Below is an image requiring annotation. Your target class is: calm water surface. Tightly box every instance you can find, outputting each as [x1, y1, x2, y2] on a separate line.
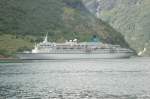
[0, 57, 150, 99]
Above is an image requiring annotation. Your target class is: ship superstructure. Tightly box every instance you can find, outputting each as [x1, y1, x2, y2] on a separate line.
[16, 35, 135, 59]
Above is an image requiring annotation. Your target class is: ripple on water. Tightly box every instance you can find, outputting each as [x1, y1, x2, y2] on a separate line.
[0, 58, 150, 99]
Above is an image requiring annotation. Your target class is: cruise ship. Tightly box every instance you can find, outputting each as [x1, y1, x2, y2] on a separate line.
[16, 35, 135, 60]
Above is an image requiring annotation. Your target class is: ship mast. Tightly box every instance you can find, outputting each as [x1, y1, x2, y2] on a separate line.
[43, 33, 48, 43]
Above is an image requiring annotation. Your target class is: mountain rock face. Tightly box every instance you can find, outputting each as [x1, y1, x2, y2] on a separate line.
[83, 0, 150, 55]
[0, 0, 128, 47]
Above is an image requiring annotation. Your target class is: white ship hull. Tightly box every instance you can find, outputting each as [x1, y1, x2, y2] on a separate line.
[16, 52, 134, 60]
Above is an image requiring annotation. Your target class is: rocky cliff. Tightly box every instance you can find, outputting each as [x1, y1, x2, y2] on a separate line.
[83, 0, 150, 56]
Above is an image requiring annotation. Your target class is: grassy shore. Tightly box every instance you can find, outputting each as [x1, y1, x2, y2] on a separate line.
[0, 34, 33, 58]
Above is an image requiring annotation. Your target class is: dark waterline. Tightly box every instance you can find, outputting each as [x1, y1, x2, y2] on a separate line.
[0, 57, 150, 99]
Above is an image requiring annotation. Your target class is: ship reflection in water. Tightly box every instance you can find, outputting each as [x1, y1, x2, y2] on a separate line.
[0, 57, 150, 99]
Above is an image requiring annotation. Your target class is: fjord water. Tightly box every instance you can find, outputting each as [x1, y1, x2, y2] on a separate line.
[0, 57, 150, 99]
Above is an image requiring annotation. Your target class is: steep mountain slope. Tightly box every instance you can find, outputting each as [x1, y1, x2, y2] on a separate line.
[83, 0, 150, 56]
[0, 0, 129, 55]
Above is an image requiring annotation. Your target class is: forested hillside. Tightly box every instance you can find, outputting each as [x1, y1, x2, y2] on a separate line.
[0, 0, 129, 56]
[83, 0, 150, 56]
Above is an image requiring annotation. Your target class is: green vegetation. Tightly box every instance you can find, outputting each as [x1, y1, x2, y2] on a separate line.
[0, 0, 129, 57]
[0, 34, 33, 51]
[0, 49, 11, 57]
[83, 0, 150, 55]
[0, 34, 33, 57]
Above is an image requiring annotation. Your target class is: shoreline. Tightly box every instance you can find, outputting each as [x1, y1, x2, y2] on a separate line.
[0, 56, 20, 63]
[0, 57, 17, 60]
